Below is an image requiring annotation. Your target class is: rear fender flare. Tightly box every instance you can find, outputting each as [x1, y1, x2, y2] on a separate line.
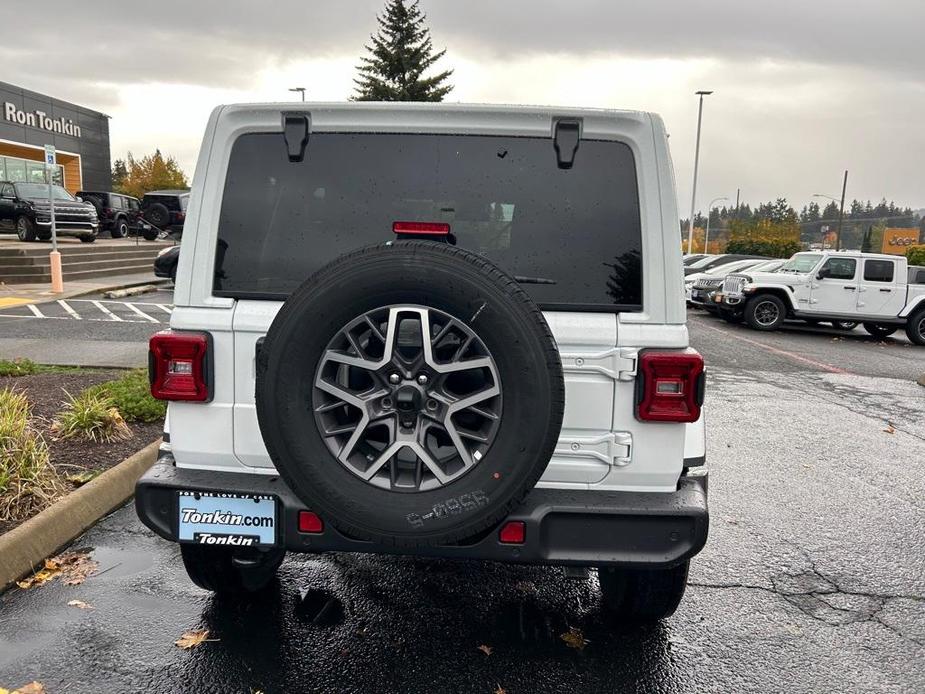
[899, 294, 925, 318]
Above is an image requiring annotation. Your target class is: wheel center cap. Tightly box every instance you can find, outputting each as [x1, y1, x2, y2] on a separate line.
[394, 384, 422, 415]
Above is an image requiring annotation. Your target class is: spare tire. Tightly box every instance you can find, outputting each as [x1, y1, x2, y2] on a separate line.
[144, 202, 170, 229]
[256, 241, 564, 547]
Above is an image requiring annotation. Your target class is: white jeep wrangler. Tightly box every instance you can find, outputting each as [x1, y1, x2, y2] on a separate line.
[136, 103, 708, 623]
[716, 250, 925, 343]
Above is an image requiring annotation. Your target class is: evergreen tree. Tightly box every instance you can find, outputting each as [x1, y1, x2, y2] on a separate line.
[353, 0, 453, 102]
[111, 159, 128, 191]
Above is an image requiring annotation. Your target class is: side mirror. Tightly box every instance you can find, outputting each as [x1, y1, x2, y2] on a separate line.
[816, 268, 830, 280]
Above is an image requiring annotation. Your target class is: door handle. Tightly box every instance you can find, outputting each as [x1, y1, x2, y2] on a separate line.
[843, 286, 856, 290]
[879, 288, 892, 292]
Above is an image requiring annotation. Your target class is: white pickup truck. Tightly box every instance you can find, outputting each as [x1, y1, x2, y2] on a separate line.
[715, 251, 925, 344]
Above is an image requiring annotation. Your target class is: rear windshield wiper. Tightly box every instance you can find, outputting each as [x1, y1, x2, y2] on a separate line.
[513, 275, 557, 285]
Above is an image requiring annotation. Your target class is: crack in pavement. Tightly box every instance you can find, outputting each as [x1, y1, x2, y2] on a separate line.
[689, 570, 924, 646]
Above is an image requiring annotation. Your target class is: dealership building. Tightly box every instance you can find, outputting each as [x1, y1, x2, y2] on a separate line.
[0, 81, 111, 195]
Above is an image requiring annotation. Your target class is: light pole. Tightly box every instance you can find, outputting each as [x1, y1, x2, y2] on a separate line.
[813, 171, 848, 251]
[288, 87, 306, 102]
[704, 196, 728, 253]
[686, 90, 713, 254]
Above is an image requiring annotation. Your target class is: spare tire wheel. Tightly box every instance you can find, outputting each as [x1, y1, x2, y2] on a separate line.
[256, 241, 565, 547]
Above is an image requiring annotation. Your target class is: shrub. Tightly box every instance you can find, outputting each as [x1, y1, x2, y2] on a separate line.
[0, 358, 41, 377]
[725, 239, 802, 259]
[906, 245, 925, 267]
[53, 390, 133, 443]
[0, 388, 62, 522]
[89, 369, 166, 423]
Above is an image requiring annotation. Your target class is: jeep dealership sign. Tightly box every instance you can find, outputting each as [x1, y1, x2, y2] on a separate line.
[881, 228, 920, 255]
[4, 102, 82, 138]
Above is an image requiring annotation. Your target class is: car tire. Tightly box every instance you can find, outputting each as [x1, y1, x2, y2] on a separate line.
[255, 241, 565, 548]
[598, 561, 689, 623]
[16, 216, 37, 242]
[79, 235, 96, 243]
[180, 544, 285, 595]
[830, 320, 858, 331]
[744, 294, 786, 331]
[142, 228, 159, 241]
[112, 218, 129, 238]
[145, 202, 170, 229]
[863, 322, 898, 339]
[905, 309, 925, 346]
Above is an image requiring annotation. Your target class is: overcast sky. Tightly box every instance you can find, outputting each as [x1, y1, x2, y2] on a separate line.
[5, 1, 923, 212]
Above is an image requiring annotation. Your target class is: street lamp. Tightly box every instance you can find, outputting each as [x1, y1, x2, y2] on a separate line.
[704, 196, 728, 253]
[813, 169, 848, 251]
[686, 90, 714, 254]
[288, 87, 306, 102]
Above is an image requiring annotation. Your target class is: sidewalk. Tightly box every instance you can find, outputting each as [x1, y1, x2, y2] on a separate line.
[0, 271, 169, 308]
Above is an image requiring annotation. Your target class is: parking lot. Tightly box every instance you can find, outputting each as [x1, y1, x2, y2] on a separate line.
[1, 297, 922, 693]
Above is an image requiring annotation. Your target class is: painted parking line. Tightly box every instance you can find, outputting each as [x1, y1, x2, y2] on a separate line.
[91, 300, 124, 322]
[0, 298, 174, 324]
[125, 303, 160, 323]
[57, 299, 82, 319]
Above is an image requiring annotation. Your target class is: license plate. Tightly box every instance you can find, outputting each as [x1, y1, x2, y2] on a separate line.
[177, 491, 277, 547]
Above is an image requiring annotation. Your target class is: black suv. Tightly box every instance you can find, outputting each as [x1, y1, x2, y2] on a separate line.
[77, 191, 143, 238]
[140, 190, 189, 238]
[0, 181, 99, 242]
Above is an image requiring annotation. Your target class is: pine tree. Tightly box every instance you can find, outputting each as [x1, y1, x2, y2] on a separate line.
[353, 0, 453, 102]
[111, 159, 128, 191]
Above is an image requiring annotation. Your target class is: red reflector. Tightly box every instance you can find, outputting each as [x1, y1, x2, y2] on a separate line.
[298, 511, 324, 533]
[392, 221, 450, 235]
[498, 520, 526, 544]
[636, 349, 704, 423]
[148, 330, 210, 402]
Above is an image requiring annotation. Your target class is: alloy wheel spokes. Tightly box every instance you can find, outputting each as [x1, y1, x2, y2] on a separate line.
[312, 305, 502, 492]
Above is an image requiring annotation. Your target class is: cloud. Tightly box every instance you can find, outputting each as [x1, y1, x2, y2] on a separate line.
[5, 1, 922, 208]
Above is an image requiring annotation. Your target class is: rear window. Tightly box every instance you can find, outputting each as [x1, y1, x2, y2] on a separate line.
[214, 132, 643, 310]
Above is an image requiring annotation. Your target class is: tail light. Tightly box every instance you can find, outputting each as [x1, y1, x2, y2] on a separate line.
[177, 211, 186, 222]
[148, 330, 211, 401]
[635, 349, 705, 422]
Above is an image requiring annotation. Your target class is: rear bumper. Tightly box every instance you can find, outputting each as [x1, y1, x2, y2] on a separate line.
[136, 451, 709, 568]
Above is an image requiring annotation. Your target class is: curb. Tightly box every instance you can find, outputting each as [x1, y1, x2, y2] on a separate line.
[0, 439, 161, 592]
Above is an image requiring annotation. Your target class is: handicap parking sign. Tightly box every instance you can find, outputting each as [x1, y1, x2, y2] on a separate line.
[44, 144, 56, 167]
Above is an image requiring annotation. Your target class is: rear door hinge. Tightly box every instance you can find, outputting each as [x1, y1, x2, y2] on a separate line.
[559, 347, 637, 381]
[554, 432, 633, 467]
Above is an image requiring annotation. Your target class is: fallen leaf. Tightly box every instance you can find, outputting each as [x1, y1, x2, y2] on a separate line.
[6, 683, 46, 694]
[883, 424, 895, 434]
[560, 626, 589, 650]
[175, 629, 219, 650]
[67, 600, 93, 610]
[477, 644, 493, 656]
[66, 470, 99, 487]
[493, 686, 506, 694]
[18, 550, 98, 589]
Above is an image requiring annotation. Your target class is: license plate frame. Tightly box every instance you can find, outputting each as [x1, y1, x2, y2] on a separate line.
[176, 491, 278, 548]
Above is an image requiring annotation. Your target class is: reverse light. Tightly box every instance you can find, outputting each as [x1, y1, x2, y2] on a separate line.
[636, 349, 705, 423]
[498, 520, 526, 544]
[298, 511, 324, 534]
[148, 330, 211, 401]
[392, 221, 451, 235]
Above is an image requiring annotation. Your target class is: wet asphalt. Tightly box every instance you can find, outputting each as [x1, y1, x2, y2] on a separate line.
[1, 309, 923, 693]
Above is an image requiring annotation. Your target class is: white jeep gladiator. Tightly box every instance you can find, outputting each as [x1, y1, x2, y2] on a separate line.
[136, 103, 708, 623]
[716, 250, 925, 343]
